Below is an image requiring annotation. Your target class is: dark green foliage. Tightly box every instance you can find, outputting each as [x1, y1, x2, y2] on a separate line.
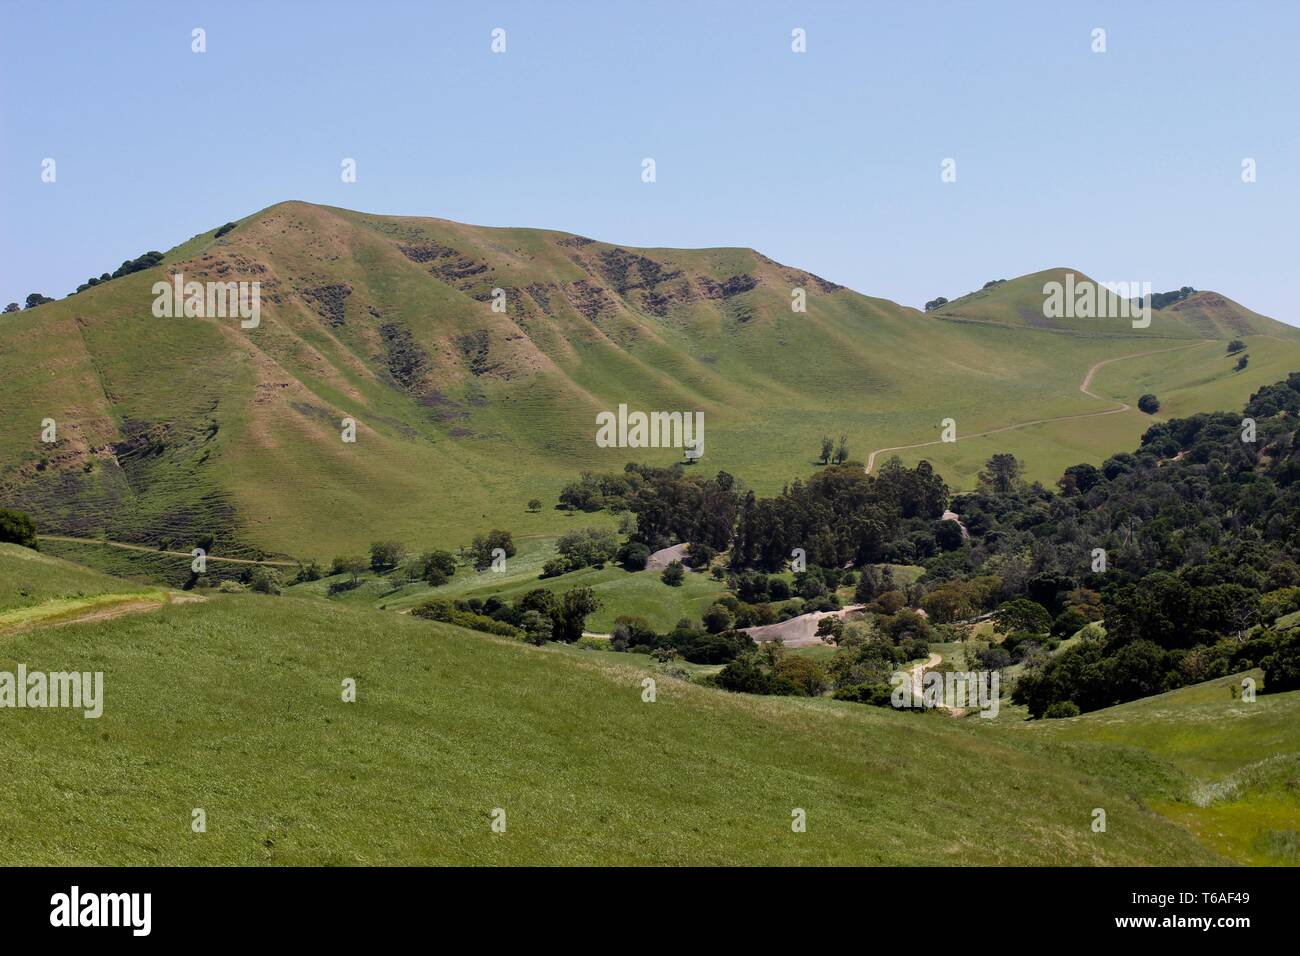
[1137, 393, 1160, 414]
[214, 221, 238, 238]
[469, 530, 515, 570]
[369, 540, 405, 572]
[0, 508, 38, 548]
[924, 296, 948, 311]
[661, 560, 685, 586]
[412, 599, 522, 637]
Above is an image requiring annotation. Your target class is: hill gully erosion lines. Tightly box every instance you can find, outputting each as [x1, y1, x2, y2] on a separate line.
[863, 340, 1214, 473]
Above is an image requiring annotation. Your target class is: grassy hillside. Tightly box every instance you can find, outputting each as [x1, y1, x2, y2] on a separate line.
[0, 541, 166, 630]
[0, 592, 1223, 866]
[4, 203, 1298, 561]
[996, 672, 1300, 866]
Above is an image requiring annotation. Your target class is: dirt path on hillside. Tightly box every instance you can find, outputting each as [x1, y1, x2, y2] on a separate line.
[0, 592, 204, 637]
[744, 604, 866, 648]
[864, 340, 1213, 473]
[37, 535, 299, 567]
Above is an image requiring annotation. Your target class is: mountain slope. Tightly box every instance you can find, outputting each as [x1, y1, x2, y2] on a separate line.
[3, 202, 1299, 559]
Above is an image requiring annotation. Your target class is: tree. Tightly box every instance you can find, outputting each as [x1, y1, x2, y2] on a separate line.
[661, 560, 685, 586]
[994, 598, 1051, 636]
[369, 540, 405, 572]
[1236, 354, 1249, 371]
[1226, 339, 1246, 355]
[934, 518, 964, 551]
[819, 435, 834, 465]
[924, 296, 949, 311]
[555, 587, 601, 642]
[336, 555, 367, 585]
[702, 603, 736, 634]
[1137, 393, 1160, 414]
[518, 610, 553, 646]
[834, 433, 849, 464]
[418, 549, 456, 585]
[1058, 462, 1103, 496]
[3, 303, 19, 313]
[0, 508, 38, 548]
[469, 529, 515, 570]
[527, 498, 542, 512]
[25, 293, 54, 309]
[978, 454, 1024, 495]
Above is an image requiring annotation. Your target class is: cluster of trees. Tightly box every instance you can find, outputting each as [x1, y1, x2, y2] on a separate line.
[818, 434, 849, 465]
[924, 296, 949, 311]
[731, 460, 947, 569]
[413, 587, 601, 646]
[6, 293, 54, 311]
[1141, 286, 1196, 310]
[542, 527, 618, 577]
[72, 250, 166, 294]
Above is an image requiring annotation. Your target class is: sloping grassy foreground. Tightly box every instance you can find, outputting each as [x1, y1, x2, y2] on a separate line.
[998, 672, 1300, 865]
[0, 595, 1219, 865]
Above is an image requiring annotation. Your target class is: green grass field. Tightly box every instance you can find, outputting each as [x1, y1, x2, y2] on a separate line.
[0, 591, 1227, 865]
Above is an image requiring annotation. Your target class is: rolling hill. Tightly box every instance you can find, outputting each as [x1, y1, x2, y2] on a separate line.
[3, 201, 1298, 564]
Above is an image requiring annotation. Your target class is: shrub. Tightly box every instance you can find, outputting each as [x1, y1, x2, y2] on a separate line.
[217, 580, 247, 593]
[832, 683, 894, 706]
[619, 541, 652, 570]
[661, 560, 685, 586]
[1044, 701, 1080, 719]
[248, 568, 281, 595]
[214, 221, 238, 238]
[702, 603, 735, 634]
[0, 508, 38, 548]
[412, 599, 522, 637]
[1137, 393, 1160, 414]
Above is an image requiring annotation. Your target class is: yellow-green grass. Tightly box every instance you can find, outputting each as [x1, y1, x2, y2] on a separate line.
[998, 671, 1300, 865]
[0, 593, 1222, 865]
[0, 542, 160, 615]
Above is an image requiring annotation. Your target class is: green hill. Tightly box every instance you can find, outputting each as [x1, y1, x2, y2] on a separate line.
[3, 202, 1298, 564]
[0, 587, 1225, 865]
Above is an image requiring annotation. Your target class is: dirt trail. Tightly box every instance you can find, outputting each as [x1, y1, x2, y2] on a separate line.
[0, 592, 205, 637]
[37, 535, 299, 567]
[864, 340, 1212, 473]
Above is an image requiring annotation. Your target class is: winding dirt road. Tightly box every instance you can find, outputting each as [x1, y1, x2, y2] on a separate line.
[864, 340, 1212, 473]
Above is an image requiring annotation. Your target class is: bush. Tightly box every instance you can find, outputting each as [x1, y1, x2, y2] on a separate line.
[214, 221, 238, 238]
[248, 568, 281, 595]
[1044, 701, 1080, 719]
[619, 542, 652, 570]
[702, 603, 735, 634]
[0, 508, 38, 548]
[832, 683, 894, 706]
[540, 556, 574, 579]
[1137, 393, 1160, 415]
[217, 580, 247, 593]
[661, 560, 685, 586]
[412, 599, 522, 637]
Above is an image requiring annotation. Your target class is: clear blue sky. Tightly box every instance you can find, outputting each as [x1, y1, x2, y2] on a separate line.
[3, 1, 1297, 322]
